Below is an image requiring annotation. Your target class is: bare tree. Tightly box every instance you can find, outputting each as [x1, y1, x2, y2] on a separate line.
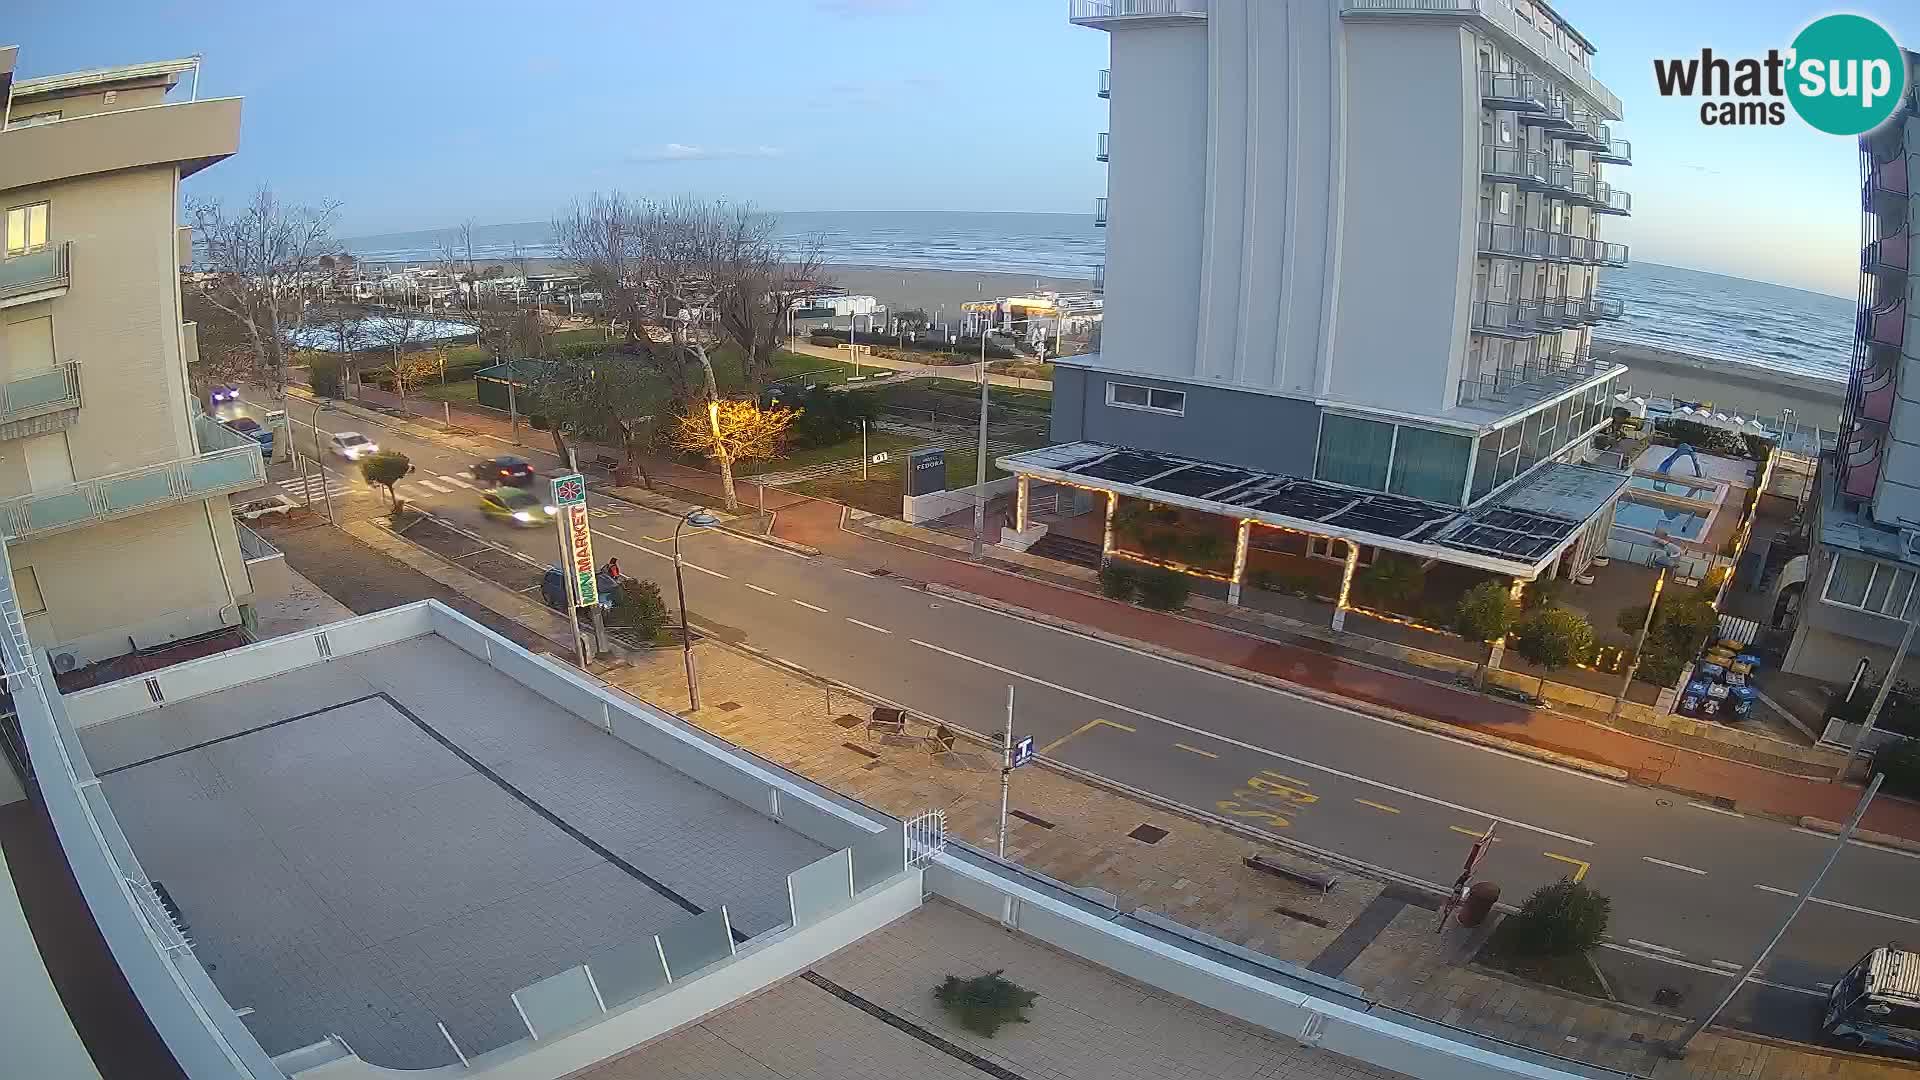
[709, 208, 833, 394]
[188, 187, 342, 395]
[367, 310, 428, 394]
[527, 352, 665, 487]
[671, 399, 799, 509]
[439, 220, 546, 364]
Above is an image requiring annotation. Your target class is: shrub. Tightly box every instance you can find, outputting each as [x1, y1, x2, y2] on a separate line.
[1873, 740, 1920, 799]
[1455, 580, 1519, 687]
[608, 578, 670, 640]
[309, 355, 342, 398]
[1521, 578, 1562, 611]
[1504, 879, 1611, 958]
[359, 451, 412, 512]
[1098, 562, 1137, 601]
[1353, 554, 1425, 611]
[1134, 567, 1192, 612]
[1247, 569, 1276, 592]
[1509, 606, 1596, 693]
[788, 385, 875, 449]
[934, 970, 1038, 1037]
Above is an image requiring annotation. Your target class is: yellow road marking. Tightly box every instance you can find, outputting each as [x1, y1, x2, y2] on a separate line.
[1261, 770, 1311, 786]
[1354, 798, 1401, 814]
[1246, 775, 1319, 803]
[1544, 853, 1590, 883]
[1450, 825, 1501, 840]
[1038, 718, 1135, 755]
[1173, 742, 1218, 758]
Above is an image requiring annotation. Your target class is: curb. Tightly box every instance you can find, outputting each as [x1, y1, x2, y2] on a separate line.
[924, 582, 1632, 783]
[719, 527, 820, 557]
[1798, 815, 1920, 855]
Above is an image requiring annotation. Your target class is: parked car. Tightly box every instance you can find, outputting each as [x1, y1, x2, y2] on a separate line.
[478, 487, 555, 527]
[472, 455, 536, 487]
[222, 416, 273, 458]
[540, 566, 617, 614]
[328, 431, 378, 461]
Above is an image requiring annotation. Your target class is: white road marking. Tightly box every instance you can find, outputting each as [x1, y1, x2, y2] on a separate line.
[1754, 883, 1919, 924]
[1597, 943, 1822, 995]
[682, 562, 727, 579]
[439, 474, 474, 488]
[792, 599, 829, 613]
[600, 523, 628, 534]
[1642, 857, 1708, 875]
[1688, 801, 1745, 818]
[842, 567, 875, 578]
[926, 589, 1625, 789]
[907, 637, 1593, 847]
[418, 480, 452, 493]
[745, 583, 779, 597]
[1627, 939, 1685, 956]
[1792, 826, 1920, 861]
[1710, 959, 1744, 971]
[846, 618, 892, 635]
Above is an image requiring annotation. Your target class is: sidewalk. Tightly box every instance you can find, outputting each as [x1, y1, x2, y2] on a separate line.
[784, 339, 1053, 391]
[266, 512, 1908, 1079]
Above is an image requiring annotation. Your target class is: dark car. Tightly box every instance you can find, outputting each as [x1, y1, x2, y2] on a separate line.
[223, 416, 273, 458]
[472, 455, 535, 487]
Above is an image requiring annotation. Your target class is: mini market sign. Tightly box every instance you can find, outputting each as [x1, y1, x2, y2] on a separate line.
[550, 473, 597, 606]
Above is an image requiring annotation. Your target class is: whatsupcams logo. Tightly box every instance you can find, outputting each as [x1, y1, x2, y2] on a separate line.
[1652, 14, 1907, 134]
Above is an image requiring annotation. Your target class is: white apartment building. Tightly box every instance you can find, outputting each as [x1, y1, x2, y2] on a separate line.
[1005, 0, 1636, 607]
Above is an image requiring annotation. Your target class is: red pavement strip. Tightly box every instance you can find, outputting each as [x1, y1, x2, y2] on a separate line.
[380, 394, 1920, 845]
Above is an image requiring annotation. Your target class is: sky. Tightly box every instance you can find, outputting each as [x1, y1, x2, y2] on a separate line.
[9, 0, 1918, 298]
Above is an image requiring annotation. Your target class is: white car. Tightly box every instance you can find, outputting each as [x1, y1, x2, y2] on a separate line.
[329, 431, 378, 460]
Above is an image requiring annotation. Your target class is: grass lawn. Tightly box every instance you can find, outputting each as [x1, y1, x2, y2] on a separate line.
[417, 380, 479, 404]
[737, 430, 918, 476]
[924, 378, 1053, 414]
[788, 446, 1013, 517]
[1472, 920, 1608, 999]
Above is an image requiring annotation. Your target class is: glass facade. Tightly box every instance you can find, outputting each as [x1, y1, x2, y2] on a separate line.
[1316, 413, 1395, 492]
[1388, 426, 1473, 503]
[1464, 373, 1621, 506]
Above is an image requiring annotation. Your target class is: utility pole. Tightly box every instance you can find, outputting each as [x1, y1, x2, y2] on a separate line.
[507, 374, 521, 444]
[970, 322, 991, 560]
[861, 419, 869, 482]
[1611, 568, 1666, 722]
[1667, 773, 1883, 1058]
[998, 684, 1015, 858]
[1839, 609, 1919, 780]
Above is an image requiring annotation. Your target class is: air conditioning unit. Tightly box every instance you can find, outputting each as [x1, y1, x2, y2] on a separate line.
[47, 647, 87, 674]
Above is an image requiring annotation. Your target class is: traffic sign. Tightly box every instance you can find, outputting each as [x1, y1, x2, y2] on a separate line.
[870, 452, 890, 465]
[1010, 735, 1035, 769]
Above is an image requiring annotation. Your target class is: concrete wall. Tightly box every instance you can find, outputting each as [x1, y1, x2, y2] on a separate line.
[0, 97, 241, 193]
[1052, 362, 1322, 475]
[903, 475, 1016, 524]
[0, 842, 103, 1079]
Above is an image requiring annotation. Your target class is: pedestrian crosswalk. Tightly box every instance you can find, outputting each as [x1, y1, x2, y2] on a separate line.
[278, 473, 340, 502]
[275, 468, 629, 517]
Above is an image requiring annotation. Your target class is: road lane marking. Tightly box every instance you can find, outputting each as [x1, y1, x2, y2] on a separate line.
[1174, 743, 1218, 758]
[1710, 959, 1743, 971]
[600, 523, 628, 534]
[1792, 826, 1920, 861]
[793, 599, 829, 613]
[1449, 825, 1501, 840]
[923, 589, 1630, 791]
[682, 562, 728, 579]
[841, 567, 875, 578]
[1038, 718, 1135, 755]
[745, 583, 779, 597]
[846, 618, 892, 634]
[1354, 799, 1400, 814]
[418, 479, 452, 493]
[1642, 857, 1708, 875]
[1754, 883, 1919, 924]
[906, 636, 1594, 847]
[1688, 801, 1745, 818]
[1627, 939, 1684, 956]
[1544, 853, 1590, 882]
[439, 474, 474, 487]
[1596, 944, 1826, 995]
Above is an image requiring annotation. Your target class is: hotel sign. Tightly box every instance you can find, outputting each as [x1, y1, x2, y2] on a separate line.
[551, 473, 597, 606]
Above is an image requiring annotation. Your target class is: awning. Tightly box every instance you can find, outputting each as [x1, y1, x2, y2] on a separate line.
[998, 442, 1630, 579]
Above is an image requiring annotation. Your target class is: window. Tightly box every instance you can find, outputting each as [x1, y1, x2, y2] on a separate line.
[1105, 381, 1185, 415]
[4, 110, 60, 130]
[11, 567, 44, 618]
[1499, 119, 1513, 145]
[1824, 554, 1916, 619]
[1316, 413, 1395, 492]
[1388, 425, 1473, 504]
[6, 202, 49, 255]
[1309, 537, 1375, 566]
[1497, 190, 1512, 216]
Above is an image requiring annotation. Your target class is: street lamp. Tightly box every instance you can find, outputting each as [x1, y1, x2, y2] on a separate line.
[674, 510, 722, 711]
[308, 400, 336, 525]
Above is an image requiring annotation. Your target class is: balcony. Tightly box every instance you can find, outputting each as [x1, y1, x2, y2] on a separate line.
[1479, 70, 1545, 111]
[1472, 299, 1546, 339]
[0, 362, 82, 433]
[1863, 234, 1909, 277]
[1561, 111, 1609, 151]
[1520, 94, 1578, 132]
[1588, 297, 1626, 321]
[1457, 351, 1613, 409]
[1070, 0, 1208, 28]
[1098, 69, 1109, 98]
[0, 241, 70, 308]
[0, 442, 265, 544]
[1093, 265, 1104, 293]
[1097, 132, 1109, 162]
[1481, 146, 1551, 190]
[1593, 135, 1631, 166]
[1595, 185, 1632, 215]
[1477, 222, 1550, 260]
[1340, 0, 1622, 119]
[1595, 241, 1630, 267]
[1094, 197, 1108, 227]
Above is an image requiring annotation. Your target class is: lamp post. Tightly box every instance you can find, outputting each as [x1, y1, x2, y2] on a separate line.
[1610, 567, 1666, 722]
[971, 315, 992, 560]
[674, 510, 721, 711]
[308, 400, 336, 525]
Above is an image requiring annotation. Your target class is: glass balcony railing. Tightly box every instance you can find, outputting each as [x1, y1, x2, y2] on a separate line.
[0, 361, 81, 425]
[0, 442, 265, 543]
[1593, 134, 1631, 165]
[1561, 111, 1609, 150]
[1092, 265, 1105, 293]
[1589, 297, 1626, 320]
[1097, 132, 1109, 162]
[0, 242, 70, 304]
[1595, 241, 1630, 266]
[1479, 71, 1546, 111]
[1472, 300, 1546, 338]
[1098, 68, 1109, 98]
[1094, 197, 1108, 227]
[1596, 186, 1632, 215]
[1478, 221, 1626, 268]
[1481, 145, 1550, 188]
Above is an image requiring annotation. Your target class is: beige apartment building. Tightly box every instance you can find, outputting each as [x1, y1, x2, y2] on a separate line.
[0, 46, 274, 678]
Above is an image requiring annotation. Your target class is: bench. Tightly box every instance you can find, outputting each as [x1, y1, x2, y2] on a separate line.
[591, 453, 621, 474]
[1244, 854, 1338, 894]
[866, 706, 910, 740]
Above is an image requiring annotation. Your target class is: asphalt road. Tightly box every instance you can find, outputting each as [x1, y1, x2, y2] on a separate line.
[244, 392, 1920, 1040]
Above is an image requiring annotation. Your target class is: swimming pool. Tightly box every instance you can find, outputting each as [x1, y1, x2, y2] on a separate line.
[1627, 476, 1718, 501]
[1612, 500, 1708, 540]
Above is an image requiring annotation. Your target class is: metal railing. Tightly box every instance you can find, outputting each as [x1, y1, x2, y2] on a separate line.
[1092, 264, 1105, 292]
[235, 521, 282, 562]
[1340, 0, 1620, 117]
[1093, 196, 1108, 227]
[0, 241, 70, 303]
[1597, 186, 1632, 214]
[0, 442, 265, 542]
[1457, 351, 1608, 406]
[1481, 145, 1548, 186]
[1097, 131, 1109, 161]
[1589, 297, 1625, 320]
[1562, 110, 1608, 149]
[1098, 68, 1109, 97]
[1472, 299, 1545, 337]
[1595, 241, 1629, 266]
[1478, 70, 1545, 110]
[1070, 0, 1208, 20]
[1594, 136, 1631, 164]
[0, 361, 81, 425]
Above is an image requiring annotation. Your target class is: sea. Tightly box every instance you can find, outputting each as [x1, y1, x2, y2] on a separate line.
[344, 211, 1854, 385]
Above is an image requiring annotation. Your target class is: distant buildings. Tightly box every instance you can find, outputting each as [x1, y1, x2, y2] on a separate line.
[1785, 51, 1920, 682]
[0, 46, 273, 678]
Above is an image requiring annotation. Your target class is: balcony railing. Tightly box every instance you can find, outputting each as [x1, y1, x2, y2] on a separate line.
[1092, 265, 1105, 292]
[1098, 69, 1109, 98]
[1593, 135, 1631, 166]
[1561, 111, 1609, 150]
[1478, 71, 1545, 111]
[1097, 132, 1109, 162]
[0, 443, 265, 543]
[1520, 93, 1578, 131]
[1864, 234, 1909, 276]
[1094, 197, 1108, 227]
[0, 361, 81, 427]
[1472, 300, 1546, 338]
[1595, 241, 1629, 266]
[1478, 222, 1548, 260]
[1589, 297, 1625, 320]
[1481, 146, 1550, 188]
[1596, 186, 1632, 215]
[0, 241, 70, 305]
[1070, 0, 1208, 25]
[1457, 351, 1610, 408]
[1340, 0, 1621, 118]
[236, 521, 282, 563]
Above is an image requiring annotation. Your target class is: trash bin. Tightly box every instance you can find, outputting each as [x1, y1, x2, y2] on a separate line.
[1458, 880, 1501, 927]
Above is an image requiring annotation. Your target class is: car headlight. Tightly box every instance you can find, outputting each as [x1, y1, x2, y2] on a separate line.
[544, 505, 558, 515]
[512, 510, 535, 522]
